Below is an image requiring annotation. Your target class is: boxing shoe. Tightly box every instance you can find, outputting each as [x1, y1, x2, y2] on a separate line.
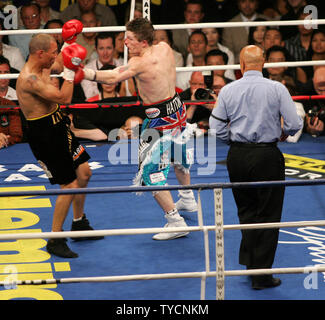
[70, 214, 104, 241]
[152, 211, 189, 241]
[251, 275, 282, 290]
[46, 238, 78, 258]
[175, 190, 198, 212]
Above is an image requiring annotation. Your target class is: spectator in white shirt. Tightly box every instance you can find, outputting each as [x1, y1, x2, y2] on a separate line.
[0, 56, 17, 102]
[0, 20, 25, 71]
[9, 2, 43, 60]
[176, 30, 208, 91]
[187, 27, 236, 80]
[81, 32, 121, 100]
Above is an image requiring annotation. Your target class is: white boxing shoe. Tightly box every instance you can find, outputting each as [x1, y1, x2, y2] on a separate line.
[175, 194, 198, 212]
[153, 214, 189, 241]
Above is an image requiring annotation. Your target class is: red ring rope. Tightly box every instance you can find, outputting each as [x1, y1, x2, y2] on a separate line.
[0, 95, 324, 111]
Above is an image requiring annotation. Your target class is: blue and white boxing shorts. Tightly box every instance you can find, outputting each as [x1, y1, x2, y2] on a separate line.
[133, 93, 194, 187]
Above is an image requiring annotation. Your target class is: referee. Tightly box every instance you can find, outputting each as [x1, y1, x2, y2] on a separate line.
[209, 45, 303, 290]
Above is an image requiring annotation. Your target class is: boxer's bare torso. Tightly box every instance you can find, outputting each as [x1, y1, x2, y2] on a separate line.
[17, 66, 58, 119]
[95, 35, 176, 105]
[16, 39, 70, 120]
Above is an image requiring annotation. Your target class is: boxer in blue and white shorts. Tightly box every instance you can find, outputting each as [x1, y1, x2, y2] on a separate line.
[73, 18, 198, 240]
[134, 93, 193, 188]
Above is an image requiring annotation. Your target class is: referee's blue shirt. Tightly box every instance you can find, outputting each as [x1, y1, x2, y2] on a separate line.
[209, 70, 303, 144]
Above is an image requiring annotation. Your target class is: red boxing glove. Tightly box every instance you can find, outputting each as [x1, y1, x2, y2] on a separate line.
[73, 67, 96, 84]
[74, 67, 85, 84]
[62, 19, 83, 44]
[62, 43, 87, 70]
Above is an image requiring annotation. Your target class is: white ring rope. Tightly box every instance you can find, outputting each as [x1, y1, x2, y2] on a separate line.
[1, 60, 324, 80]
[1, 19, 325, 36]
[1, 219, 325, 241]
[2, 266, 325, 287]
[0, 18, 323, 80]
[2, 220, 325, 288]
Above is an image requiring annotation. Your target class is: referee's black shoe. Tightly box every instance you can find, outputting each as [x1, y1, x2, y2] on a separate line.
[70, 214, 104, 241]
[251, 275, 281, 290]
[46, 238, 78, 258]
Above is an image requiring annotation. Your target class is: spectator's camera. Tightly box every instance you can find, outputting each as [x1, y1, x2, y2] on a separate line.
[194, 71, 214, 100]
[308, 104, 325, 125]
[203, 70, 213, 89]
[308, 106, 318, 125]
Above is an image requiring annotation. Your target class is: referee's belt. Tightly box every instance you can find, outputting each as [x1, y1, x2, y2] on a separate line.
[230, 141, 277, 147]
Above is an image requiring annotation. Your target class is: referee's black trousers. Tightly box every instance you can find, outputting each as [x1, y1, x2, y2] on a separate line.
[226, 143, 285, 270]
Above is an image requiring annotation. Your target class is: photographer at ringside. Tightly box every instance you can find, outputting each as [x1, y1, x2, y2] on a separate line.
[305, 67, 325, 137]
[180, 70, 226, 133]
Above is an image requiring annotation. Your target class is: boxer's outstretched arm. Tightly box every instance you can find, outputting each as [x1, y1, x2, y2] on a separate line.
[95, 65, 136, 84]
[84, 57, 140, 84]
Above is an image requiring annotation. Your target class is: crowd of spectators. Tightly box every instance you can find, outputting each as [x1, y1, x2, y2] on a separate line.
[0, 0, 325, 145]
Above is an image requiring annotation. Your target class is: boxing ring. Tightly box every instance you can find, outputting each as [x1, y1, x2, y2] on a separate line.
[2, 178, 325, 301]
[1, 1, 325, 302]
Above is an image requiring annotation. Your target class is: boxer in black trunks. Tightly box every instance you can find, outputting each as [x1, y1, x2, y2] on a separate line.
[16, 29, 103, 258]
[26, 106, 90, 185]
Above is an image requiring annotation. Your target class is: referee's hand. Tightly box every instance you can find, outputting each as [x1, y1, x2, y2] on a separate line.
[279, 130, 288, 142]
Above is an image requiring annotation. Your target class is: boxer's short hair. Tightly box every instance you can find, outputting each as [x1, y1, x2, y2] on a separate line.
[126, 18, 154, 46]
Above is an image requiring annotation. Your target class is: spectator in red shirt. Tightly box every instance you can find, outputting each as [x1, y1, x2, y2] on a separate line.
[0, 97, 23, 148]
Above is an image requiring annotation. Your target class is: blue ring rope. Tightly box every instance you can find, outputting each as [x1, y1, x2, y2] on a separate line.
[1, 178, 325, 197]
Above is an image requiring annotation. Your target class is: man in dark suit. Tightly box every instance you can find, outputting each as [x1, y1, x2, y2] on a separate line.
[222, 0, 268, 63]
[209, 45, 303, 289]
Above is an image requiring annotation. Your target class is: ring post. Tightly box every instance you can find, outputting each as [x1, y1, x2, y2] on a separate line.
[197, 189, 209, 300]
[143, 0, 150, 20]
[214, 188, 225, 300]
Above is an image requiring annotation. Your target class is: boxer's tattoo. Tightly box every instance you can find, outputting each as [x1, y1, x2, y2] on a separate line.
[27, 75, 39, 87]
[28, 75, 38, 82]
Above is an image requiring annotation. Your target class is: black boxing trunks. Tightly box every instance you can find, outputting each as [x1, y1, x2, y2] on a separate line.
[143, 93, 187, 131]
[26, 105, 90, 185]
